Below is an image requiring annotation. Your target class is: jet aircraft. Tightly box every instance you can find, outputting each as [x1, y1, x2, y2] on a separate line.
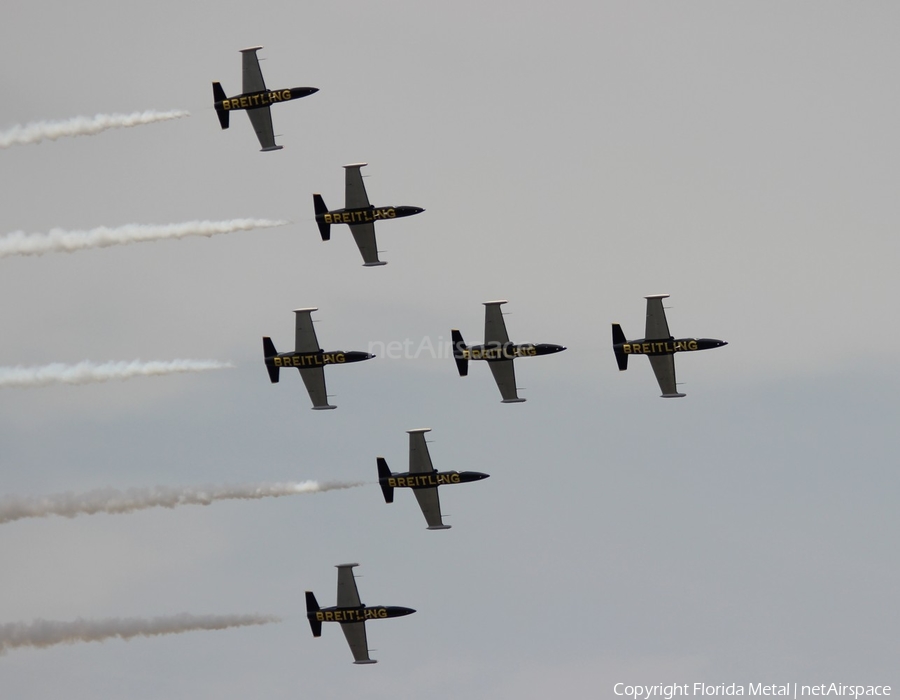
[612, 294, 727, 397]
[212, 46, 318, 152]
[306, 563, 415, 664]
[313, 163, 424, 266]
[263, 307, 374, 410]
[452, 300, 566, 403]
[377, 428, 489, 530]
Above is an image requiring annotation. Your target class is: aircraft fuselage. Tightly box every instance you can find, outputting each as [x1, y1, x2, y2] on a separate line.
[382, 470, 489, 490]
[461, 342, 566, 362]
[317, 205, 424, 227]
[309, 605, 415, 625]
[214, 86, 318, 112]
[615, 337, 726, 356]
[268, 350, 374, 369]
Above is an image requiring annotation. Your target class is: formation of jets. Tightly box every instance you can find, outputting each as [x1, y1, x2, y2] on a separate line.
[208, 46, 728, 664]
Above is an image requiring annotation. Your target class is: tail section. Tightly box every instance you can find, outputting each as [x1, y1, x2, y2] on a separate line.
[377, 458, 394, 503]
[451, 330, 469, 377]
[611, 324, 628, 371]
[313, 194, 331, 241]
[212, 82, 230, 129]
[305, 591, 322, 637]
[263, 337, 280, 383]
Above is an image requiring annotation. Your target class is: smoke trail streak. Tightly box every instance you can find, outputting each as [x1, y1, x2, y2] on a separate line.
[0, 614, 281, 653]
[0, 481, 365, 524]
[0, 110, 190, 148]
[0, 359, 233, 389]
[0, 219, 289, 259]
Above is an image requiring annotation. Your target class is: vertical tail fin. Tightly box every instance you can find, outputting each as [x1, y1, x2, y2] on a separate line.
[377, 458, 394, 503]
[212, 82, 230, 129]
[451, 329, 469, 377]
[313, 194, 331, 241]
[611, 324, 628, 371]
[263, 337, 280, 383]
[305, 591, 322, 637]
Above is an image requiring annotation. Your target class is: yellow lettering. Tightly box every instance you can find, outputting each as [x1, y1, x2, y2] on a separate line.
[688, 340, 698, 351]
[239, 97, 249, 108]
[315, 612, 324, 621]
[283, 89, 292, 100]
[336, 353, 345, 363]
[378, 609, 387, 618]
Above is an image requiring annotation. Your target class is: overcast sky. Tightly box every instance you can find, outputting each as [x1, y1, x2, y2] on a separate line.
[1, 2, 898, 698]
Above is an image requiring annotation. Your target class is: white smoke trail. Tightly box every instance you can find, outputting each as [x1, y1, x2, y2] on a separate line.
[0, 613, 281, 654]
[0, 481, 365, 524]
[0, 219, 289, 259]
[0, 110, 190, 148]
[0, 359, 233, 389]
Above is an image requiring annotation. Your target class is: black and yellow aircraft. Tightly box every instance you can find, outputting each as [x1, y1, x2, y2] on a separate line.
[306, 564, 415, 664]
[263, 308, 374, 410]
[612, 294, 727, 397]
[212, 46, 318, 152]
[452, 300, 566, 403]
[313, 163, 424, 266]
[377, 428, 489, 530]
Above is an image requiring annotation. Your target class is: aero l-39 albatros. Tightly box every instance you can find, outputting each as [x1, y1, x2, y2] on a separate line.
[306, 564, 415, 664]
[452, 301, 566, 403]
[212, 46, 318, 151]
[612, 294, 727, 397]
[313, 163, 424, 266]
[263, 308, 374, 410]
[377, 428, 489, 530]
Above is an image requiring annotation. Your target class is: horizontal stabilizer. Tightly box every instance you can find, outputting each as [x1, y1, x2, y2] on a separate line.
[661, 392, 686, 398]
[260, 145, 283, 152]
[427, 525, 452, 530]
[363, 261, 388, 267]
[354, 660, 378, 665]
[312, 405, 338, 411]
[501, 398, 527, 404]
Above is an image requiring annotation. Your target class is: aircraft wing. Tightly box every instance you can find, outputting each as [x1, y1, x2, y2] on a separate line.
[336, 564, 362, 607]
[413, 487, 448, 530]
[408, 429, 434, 474]
[299, 367, 335, 409]
[483, 301, 510, 345]
[246, 107, 281, 151]
[294, 309, 321, 353]
[241, 47, 267, 93]
[349, 223, 382, 266]
[644, 294, 672, 340]
[340, 621, 374, 664]
[488, 359, 525, 403]
[648, 354, 685, 398]
[344, 164, 371, 209]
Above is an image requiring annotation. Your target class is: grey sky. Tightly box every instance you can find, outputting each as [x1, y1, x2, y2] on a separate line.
[1, 1, 898, 697]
